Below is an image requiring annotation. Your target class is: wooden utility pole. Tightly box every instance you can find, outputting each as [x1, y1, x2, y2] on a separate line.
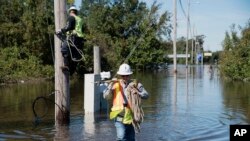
[94, 46, 101, 74]
[191, 24, 194, 64]
[185, 0, 190, 68]
[173, 0, 177, 73]
[54, 0, 70, 125]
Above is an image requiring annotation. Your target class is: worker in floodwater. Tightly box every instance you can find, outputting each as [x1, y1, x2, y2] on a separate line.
[103, 63, 149, 141]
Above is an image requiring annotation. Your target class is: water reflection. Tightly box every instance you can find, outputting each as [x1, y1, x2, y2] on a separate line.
[186, 67, 189, 95]
[1, 65, 250, 141]
[54, 126, 70, 141]
[0, 82, 54, 125]
[221, 81, 250, 124]
[208, 65, 214, 80]
[174, 72, 177, 108]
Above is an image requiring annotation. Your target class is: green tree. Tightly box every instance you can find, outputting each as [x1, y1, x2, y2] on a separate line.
[220, 20, 250, 81]
[223, 31, 232, 51]
[0, 0, 54, 64]
[79, 0, 171, 70]
[0, 0, 54, 82]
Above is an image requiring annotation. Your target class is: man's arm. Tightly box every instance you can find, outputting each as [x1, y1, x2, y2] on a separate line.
[61, 16, 76, 33]
[103, 82, 113, 99]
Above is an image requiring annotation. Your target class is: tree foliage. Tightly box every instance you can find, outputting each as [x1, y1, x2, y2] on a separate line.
[220, 19, 250, 81]
[0, 0, 54, 82]
[0, 0, 54, 62]
[0, 0, 172, 81]
[0, 46, 53, 83]
[79, 0, 171, 70]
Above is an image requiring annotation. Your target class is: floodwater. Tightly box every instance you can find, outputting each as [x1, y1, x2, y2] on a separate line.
[1, 65, 250, 141]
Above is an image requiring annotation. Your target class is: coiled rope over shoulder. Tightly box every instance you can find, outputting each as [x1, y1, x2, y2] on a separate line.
[127, 80, 144, 133]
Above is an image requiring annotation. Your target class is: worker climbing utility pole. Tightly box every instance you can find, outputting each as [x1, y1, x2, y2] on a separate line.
[54, 0, 70, 125]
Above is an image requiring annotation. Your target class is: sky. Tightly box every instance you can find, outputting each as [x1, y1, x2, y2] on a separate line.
[75, 0, 250, 52]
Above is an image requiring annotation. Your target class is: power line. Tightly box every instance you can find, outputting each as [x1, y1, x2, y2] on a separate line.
[179, 0, 187, 18]
[179, 0, 191, 27]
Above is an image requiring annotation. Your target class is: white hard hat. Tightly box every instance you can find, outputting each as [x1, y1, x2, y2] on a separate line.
[117, 64, 133, 75]
[68, 5, 77, 12]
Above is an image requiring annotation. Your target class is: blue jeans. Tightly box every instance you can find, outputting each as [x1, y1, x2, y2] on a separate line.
[114, 119, 135, 141]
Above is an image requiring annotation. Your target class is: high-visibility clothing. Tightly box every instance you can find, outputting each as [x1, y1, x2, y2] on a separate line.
[72, 15, 84, 37]
[110, 80, 133, 124]
[67, 15, 84, 37]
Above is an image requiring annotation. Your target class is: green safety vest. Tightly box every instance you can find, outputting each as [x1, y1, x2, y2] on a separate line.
[109, 80, 133, 124]
[71, 15, 84, 38]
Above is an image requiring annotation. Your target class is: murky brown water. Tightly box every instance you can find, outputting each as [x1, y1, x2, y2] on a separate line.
[1, 65, 250, 141]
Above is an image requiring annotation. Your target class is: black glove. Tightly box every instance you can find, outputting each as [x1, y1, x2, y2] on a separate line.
[55, 30, 66, 41]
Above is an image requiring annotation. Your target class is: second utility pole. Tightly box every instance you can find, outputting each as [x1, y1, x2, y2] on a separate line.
[173, 0, 177, 73]
[186, 0, 190, 68]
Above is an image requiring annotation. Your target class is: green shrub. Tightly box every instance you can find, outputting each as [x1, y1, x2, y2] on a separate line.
[0, 46, 53, 83]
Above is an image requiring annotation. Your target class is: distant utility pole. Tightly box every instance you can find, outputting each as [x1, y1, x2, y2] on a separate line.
[194, 27, 198, 64]
[191, 24, 194, 64]
[173, 0, 177, 73]
[186, 0, 190, 68]
[54, 0, 70, 125]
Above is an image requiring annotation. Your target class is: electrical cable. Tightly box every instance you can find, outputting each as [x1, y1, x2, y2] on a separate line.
[179, 0, 192, 33]
[32, 91, 64, 126]
[179, 0, 187, 18]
